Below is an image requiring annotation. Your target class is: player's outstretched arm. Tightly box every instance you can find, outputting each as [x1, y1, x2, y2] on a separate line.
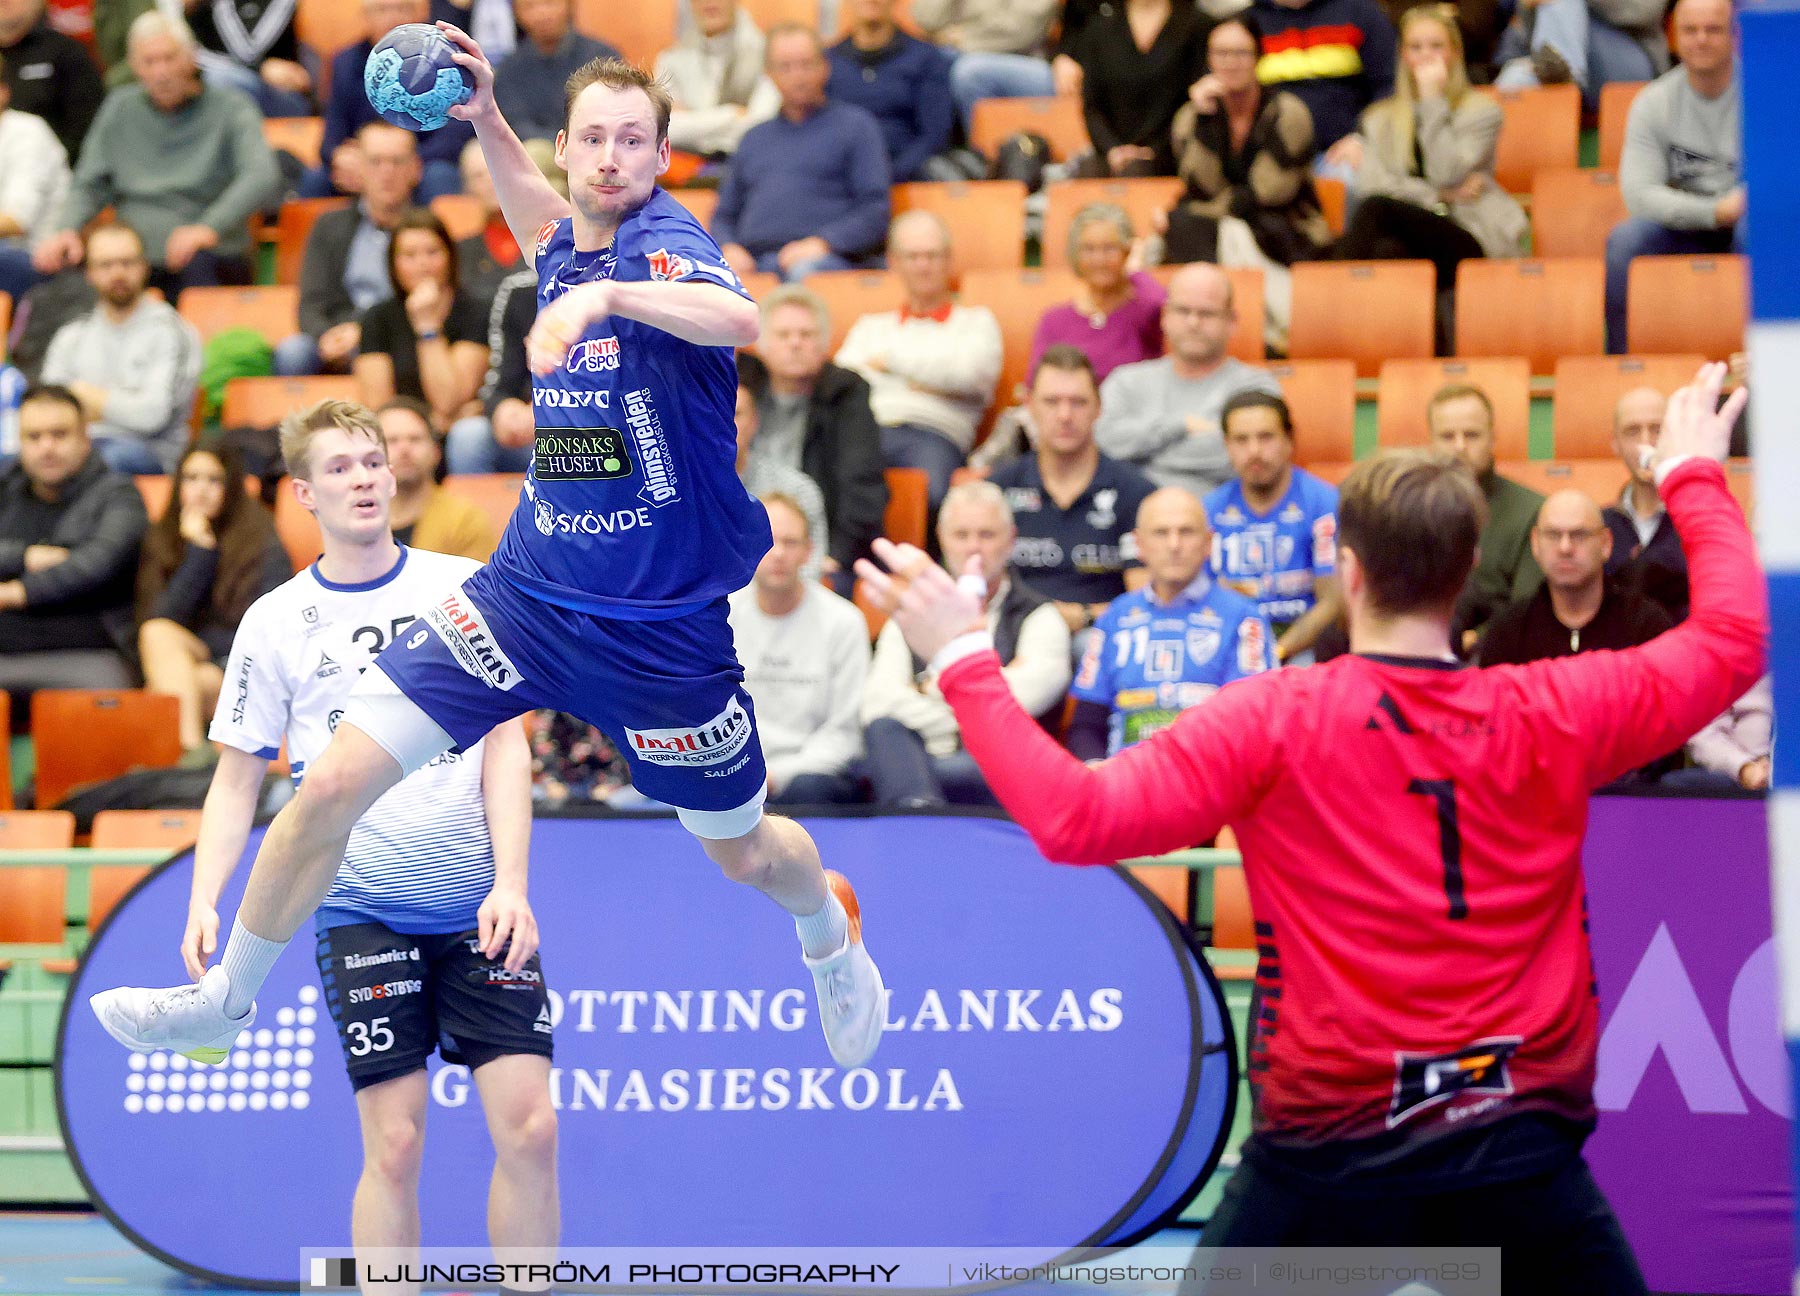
[524, 278, 758, 374]
[477, 717, 538, 973]
[439, 22, 571, 265]
[184, 746, 273, 980]
[857, 542, 1276, 863]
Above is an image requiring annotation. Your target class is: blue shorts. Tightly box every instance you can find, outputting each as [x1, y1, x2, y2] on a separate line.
[365, 563, 767, 835]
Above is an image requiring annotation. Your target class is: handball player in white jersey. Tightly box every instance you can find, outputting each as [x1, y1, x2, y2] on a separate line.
[92, 37, 884, 1073]
[167, 400, 558, 1287]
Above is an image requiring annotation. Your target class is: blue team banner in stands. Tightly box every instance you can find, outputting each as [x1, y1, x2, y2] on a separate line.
[56, 815, 1235, 1289]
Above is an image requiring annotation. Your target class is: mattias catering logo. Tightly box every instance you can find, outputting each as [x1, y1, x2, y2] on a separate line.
[626, 698, 752, 767]
[426, 591, 523, 691]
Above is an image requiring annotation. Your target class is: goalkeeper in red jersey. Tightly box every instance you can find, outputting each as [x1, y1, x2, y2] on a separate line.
[857, 364, 1762, 1295]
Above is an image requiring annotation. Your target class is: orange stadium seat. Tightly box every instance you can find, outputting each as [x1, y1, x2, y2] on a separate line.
[1598, 80, 1647, 171]
[853, 578, 889, 641]
[1726, 457, 1754, 517]
[0, 690, 10, 810]
[958, 267, 1079, 412]
[1040, 177, 1184, 269]
[30, 691, 182, 811]
[883, 467, 928, 549]
[1531, 169, 1627, 258]
[1147, 264, 1264, 363]
[295, 0, 364, 89]
[85, 865, 155, 930]
[1550, 354, 1707, 459]
[743, 0, 821, 27]
[1476, 84, 1579, 193]
[0, 862, 70, 941]
[968, 96, 1090, 162]
[572, 0, 676, 69]
[740, 270, 781, 306]
[262, 116, 325, 170]
[1314, 176, 1347, 235]
[1626, 254, 1748, 360]
[892, 180, 1027, 274]
[1290, 260, 1434, 377]
[804, 269, 905, 355]
[1501, 458, 1626, 509]
[221, 375, 360, 430]
[178, 285, 300, 345]
[1306, 461, 1356, 486]
[1265, 361, 1356, 466]
[429, 193, 486, 243]
[0, 290, 11, 358]
[273, 482, 325, 571]
[1129, 865, 1191, 924]
[272, 197, 350, 285]
[1455, 258, 1604, 374]
[668, 188, 719, 229]
[1376, 357, 1531, 461]
[90, 810, 202, 852]
[440, 474, 525, 546]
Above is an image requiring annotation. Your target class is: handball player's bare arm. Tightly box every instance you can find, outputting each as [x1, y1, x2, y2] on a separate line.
[858, 363, 1763, 864]
[440, 23, 757, 357]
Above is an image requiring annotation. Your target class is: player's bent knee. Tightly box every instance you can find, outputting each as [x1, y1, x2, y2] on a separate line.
[341, 664, 458, 777]
[497, 1101, 558, 1165]
[701, 829, 771, 886]
[364, 1109, 427, 1184]
[296, 724, 404, 822]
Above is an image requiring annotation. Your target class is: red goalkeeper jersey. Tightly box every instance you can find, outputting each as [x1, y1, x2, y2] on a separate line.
[938, 460, 1765, 1152]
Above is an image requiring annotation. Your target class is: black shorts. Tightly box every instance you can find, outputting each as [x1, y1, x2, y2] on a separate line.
[315, 922, 553, 1092]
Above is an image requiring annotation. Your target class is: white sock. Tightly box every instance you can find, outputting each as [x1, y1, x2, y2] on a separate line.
[217, 923, 287, 1018]
[795, 892, 849, 961]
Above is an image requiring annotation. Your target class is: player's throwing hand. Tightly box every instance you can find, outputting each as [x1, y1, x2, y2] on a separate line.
[1654, 361, 1748, 471]
[526, 282, 614, 375]
[436, 22, 498, 123]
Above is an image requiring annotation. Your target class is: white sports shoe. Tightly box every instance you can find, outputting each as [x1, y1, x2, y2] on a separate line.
[89, 966, 255, 1065]
[804, 871, 886, 1068]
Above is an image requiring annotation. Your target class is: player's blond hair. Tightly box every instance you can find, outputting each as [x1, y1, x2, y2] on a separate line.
[1338, 449, 1487, 617]
[563, 57, 673, 143]
[280, 399, 388, 481]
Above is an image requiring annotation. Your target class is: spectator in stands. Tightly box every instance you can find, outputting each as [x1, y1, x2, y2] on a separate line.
[304, 0, 472, 202]
[1095, 262, 1280, 499]
[862, 479, 1070, 807]
[1332, 5, 1525, 293]
[1605, 0, 1740, 354]
[377, 397, 496, 560]
[990, 346, 1155, 634]
[0, 50, 70, 305]
[0, 0, 105, 160]
[728, 493, 870, 806]
[1479, 487, 1672, 665]
[492, 0, 617, 142]
[33, 12, 280, 297]
[159, 0, 314, 118]
[40, 224, 203, 474]
[1206, 389, 1340, 662]
[735, 377, 827, 585]
[827, 0, 957, 183]
[1165, 15, 1330, 287]
[1427, 382, 1542, 649]
[355, 208, 488, 432]
[277, 121, 420, 378]
[454, 136, 526, 316]
[914, 0, 1069, 131]
[714, 22, 892, 283]
[1068, 0, 1208, 177]
[737, 285, 888, 597]
[1067, 485, 1273, 758]
[1491, 0, 1663, 103]
[655, 0, 778, 162]
[135, 439, 287, 753]
[1672, 674, 1771, 792]
[0, 383, 149, 693]
[1031, 203, 1165, 386]
[1602, 385, 1687, 622]
[835, 212, 1002, 513]
[528, 709, 628, 805]
[454, 265, 534, 474]
[1251, 0, 1395, 182]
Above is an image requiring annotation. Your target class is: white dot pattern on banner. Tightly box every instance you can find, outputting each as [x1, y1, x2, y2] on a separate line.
[298, 1007, 317, 1025]
[231, 1072, 248, 1090]
[232, 1050, 249, 1068]
[294, 1070, 312, 1090]
[164, 1094, 180, 1113]
[275, 1049, 292, 1067]
[129, 1053, 146, 1071]
[293, 1091, 310, 1110]
[251, 1073, 268, 1090]
[127, 1074, 144, 1092]
[273, 1071, 289, 1089]
[277, 1007, 295, 1027]
[228, 1093, 246, 1111]
[169, 1075, 186, 1092]
[208, 1094, 226, 1112]
[236, 1030, 253, 1047]
[254, 1029, 273, 1047]
[253, 1049, 270, 1068]
[149, 1054, 166, 1071]
[298, 986, 318, 1005]
[146, 1094, 163, 1112]
[250, 1092, 267, 1110]
[148, 1075, 165, 1092]
[124, 1095, 143, 1113]
[170, 1055, 187, 1071]
[277, 1029, 294, 1047]
[122, 991, 324, 1116]
[271, 1092, 289, 1110]
[211, 1073, 228, 1091]
[296, 1049, 313, 1068]
[298, 1027, 316, 1046]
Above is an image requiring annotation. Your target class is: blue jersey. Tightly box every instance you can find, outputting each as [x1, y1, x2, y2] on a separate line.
[1071, 579, 1274, 755]
[489, 189, 772, 618]
[1204, 467, 1338, 630]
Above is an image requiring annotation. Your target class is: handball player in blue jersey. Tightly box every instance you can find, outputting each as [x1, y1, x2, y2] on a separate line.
[91, 34, 886, 1071]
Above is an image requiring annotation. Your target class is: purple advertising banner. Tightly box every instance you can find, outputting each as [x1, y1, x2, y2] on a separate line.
[1584, 796, 1791, 1296]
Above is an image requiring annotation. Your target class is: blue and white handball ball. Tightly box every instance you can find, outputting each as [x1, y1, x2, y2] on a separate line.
[364, 23, 473, 132]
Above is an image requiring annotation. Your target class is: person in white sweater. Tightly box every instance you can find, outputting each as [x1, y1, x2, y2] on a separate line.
[728, 494, 871, 805]
[0, 64, 69, 305]
[835, 210, 1003, 511]
[655, 0, 781, 159]
[861, 480, 1071, 807]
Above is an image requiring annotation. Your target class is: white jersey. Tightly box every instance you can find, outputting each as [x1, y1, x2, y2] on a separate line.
[210, 547, 495, 934]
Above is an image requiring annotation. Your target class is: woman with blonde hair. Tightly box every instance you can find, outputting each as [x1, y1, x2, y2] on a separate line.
[1331, 4, 1526, 293]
